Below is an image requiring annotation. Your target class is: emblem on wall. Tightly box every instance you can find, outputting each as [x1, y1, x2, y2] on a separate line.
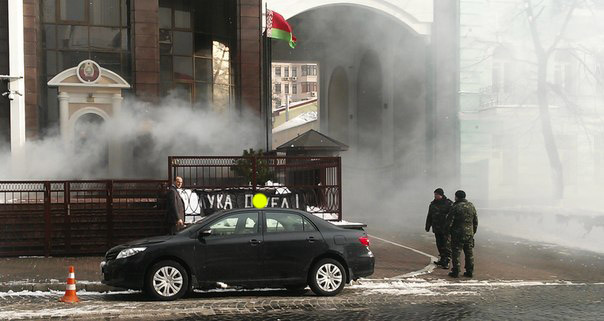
[76, 60, 101, 83]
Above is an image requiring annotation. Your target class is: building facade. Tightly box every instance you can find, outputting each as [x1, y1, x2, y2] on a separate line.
[0, 0, 262, 148]
[459, 0, 604, 202]
[271, 62, 317, 109]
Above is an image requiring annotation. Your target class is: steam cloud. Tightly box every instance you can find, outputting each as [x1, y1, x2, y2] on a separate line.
[0, 92, 262, 180]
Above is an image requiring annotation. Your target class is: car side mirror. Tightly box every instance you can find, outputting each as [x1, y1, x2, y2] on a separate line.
[198, 229, 212, 240]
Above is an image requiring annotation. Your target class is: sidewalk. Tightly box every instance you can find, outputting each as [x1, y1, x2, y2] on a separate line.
[0, 236, 430, 292]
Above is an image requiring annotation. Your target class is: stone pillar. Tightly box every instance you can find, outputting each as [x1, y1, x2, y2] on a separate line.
[132, 0, 160, 101]
[238, 0, 262, 113]
[22, 0, 39, 139]
[58, 91, 69, 144]
[109, 93, 124, 177]
[8, 0, 25, 161]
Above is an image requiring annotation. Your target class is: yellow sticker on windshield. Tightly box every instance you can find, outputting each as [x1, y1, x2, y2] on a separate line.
[252, 193, 268, 209]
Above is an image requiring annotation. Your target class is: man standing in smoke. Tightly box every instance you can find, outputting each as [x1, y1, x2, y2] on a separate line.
[166, 176, 185, 235]
[425, 188, 453, 268]
[446, 190, 478, 278]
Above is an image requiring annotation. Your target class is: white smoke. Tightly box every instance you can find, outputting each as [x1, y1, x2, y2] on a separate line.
[0, 92, 263, 180]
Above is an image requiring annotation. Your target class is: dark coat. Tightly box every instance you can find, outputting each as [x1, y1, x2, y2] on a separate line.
[446, 199, 478, 239]
[166, 185, 185, 225]
[425, 197, 453, 233]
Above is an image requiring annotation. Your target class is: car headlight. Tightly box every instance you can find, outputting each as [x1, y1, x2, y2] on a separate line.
[116, 247, 147, 259]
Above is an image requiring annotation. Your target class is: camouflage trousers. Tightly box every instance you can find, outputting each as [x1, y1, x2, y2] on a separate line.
[434, 232, 451, 261]
[451, 236, 474, 273]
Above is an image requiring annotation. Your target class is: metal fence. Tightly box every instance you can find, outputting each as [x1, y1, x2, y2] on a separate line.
[0, 180, 168, 257]
[0, 157, 343, 257]
[168, 156, 342, 221]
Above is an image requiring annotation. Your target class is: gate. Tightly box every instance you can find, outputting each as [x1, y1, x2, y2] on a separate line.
[0, 180, 168, 257]
[168, 156, 342, 221]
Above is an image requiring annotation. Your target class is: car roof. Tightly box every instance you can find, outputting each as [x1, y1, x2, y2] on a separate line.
[213, 208, 341, 230]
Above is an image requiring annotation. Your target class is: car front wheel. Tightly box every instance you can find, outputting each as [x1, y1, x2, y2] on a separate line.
[309, 258, 346, 296]
[145, 260, 189, 301]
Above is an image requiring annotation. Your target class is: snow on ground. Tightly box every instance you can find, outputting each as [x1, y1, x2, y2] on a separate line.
[351, 278, 586, 296]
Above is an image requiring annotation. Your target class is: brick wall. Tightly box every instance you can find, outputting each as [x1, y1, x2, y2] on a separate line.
[23, 0, 40, 139]
[132, 0, 160, 101]
[237, 0, 262, 114]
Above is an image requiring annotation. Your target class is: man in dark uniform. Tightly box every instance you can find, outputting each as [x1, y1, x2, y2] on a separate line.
[425, 188, 453, 268]
[446, 190, 478, 278]
[166, 176, 185, 235]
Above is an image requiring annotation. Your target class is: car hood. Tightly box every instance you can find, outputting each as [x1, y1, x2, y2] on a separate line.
[125, 235, 173, 246]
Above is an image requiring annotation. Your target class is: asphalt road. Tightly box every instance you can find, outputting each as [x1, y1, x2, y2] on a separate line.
[2, 223, 603, 320]
[1, 280, 602, 320]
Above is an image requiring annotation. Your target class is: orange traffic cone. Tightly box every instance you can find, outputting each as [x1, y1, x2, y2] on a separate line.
[60, 266, 80, 303]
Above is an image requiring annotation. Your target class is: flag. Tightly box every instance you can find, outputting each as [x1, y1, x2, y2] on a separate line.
[266, 10, 297, 48]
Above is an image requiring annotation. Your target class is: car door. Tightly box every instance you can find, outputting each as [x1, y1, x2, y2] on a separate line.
[261, 211, 326, 282]
[197, 211, 262, 283]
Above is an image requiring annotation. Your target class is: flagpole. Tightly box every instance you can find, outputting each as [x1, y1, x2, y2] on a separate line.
[263, 3, 272, 152]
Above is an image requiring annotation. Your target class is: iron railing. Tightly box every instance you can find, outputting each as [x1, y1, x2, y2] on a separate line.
[168, 156, 342, 221]
[0, 180, 168, 257]
[1, 157, 343, 257]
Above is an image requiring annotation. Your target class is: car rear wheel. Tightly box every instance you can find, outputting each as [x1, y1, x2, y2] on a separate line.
[145, 260, 189, 301]
[309, 258, 346, 296]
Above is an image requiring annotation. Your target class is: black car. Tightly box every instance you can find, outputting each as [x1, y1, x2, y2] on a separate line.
[101, 208, 375, 300]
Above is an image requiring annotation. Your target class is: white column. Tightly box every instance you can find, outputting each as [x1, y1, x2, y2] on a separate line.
[108, 93, 123, 177]
[8, 0, 25, 161]
[58, 92, 70, 144]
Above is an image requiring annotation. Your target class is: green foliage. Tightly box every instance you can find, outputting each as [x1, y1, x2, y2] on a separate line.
[231, 148, 274, 185]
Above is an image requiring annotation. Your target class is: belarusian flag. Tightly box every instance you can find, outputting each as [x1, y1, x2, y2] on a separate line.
[266, 10, 297, 48]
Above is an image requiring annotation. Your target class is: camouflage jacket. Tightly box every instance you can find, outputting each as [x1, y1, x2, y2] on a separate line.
[425, 197, 453, 233]
[446, 199, 478, 239]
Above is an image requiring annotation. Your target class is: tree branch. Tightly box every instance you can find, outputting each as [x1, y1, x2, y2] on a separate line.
[546, 0, 578, 56]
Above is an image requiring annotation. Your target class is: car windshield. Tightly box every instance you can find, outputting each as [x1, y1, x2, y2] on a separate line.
[176, 210, 228, 234]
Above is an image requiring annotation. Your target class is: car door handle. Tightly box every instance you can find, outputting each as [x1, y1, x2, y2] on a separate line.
[249, 239, 262, 246]
[307, 236, 316, 243]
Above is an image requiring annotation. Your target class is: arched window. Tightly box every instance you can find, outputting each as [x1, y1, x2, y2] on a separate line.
[492, 46, 513, 94]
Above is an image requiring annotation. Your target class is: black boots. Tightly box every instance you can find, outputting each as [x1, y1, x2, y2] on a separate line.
[434, 258, 449, 269]
[463, 271, 473, 278]
[448, 269, 459, 278]
[434, 258, 450, 269]
[440, 258, 450, 269]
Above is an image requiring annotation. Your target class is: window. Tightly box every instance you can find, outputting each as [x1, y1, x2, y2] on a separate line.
[301, 82, 317, 93]
[41, 0, 131, 128]
[284, 84, 289, 94]
[554, 50, 575, 94]
[302, 65, 317, 76]
[208, 212, 258, 237]
[274, 83, 281, 93]
[275, 66, 281, 77]
[291, 67, 297, 77]
[42, 0, 130, 77]
[159, 0, 236, 109]
[284, 66, 289, 77]
[491, 46, 513, 94]
[292, 84, 297, 94]
[265, 213, 316, 233]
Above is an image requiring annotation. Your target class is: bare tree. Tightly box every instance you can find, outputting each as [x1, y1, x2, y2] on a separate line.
[524, 0, 578, 199]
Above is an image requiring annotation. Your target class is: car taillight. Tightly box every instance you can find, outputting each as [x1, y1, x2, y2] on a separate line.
[359, 236, 370, 247]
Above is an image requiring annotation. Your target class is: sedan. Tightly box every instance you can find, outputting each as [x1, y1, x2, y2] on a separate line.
[101, 208, 375, 300]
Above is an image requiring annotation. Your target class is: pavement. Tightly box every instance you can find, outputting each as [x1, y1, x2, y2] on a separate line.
[1, 225, 604, 320]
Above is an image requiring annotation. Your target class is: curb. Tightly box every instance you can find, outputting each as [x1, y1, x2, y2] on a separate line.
[0, 282, 119, 293]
